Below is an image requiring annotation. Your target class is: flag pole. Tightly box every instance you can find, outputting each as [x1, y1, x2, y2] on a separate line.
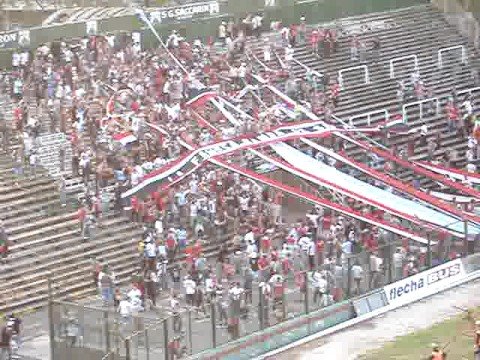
[134, 9, 188, 75]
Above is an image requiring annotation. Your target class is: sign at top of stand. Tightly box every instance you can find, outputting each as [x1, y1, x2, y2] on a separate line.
[0, 29, 30, 49]
[148, 1, 221, 25]
[339, 20, 396, 37]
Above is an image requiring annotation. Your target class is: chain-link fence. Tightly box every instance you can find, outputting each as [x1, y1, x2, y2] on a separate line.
[46, 218, 474, 360]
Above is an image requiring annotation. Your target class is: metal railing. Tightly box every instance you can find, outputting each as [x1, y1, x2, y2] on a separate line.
[47, 218, 473, 360]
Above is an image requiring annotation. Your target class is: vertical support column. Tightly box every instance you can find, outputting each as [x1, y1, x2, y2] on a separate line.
[187, 309, 193, 355]
[48, 276, 55, 360]
[464, 220, 470, 255]
[346, 256, 352, 299]
[259, 287, 265, 330]
[210, 302, 217, 347]
[427, 231, 432, 268]
[104, 310, 110, 354]
[125, 338, 131, 360]
[163, 319, 169, 360]
[304, 271, 310, 314]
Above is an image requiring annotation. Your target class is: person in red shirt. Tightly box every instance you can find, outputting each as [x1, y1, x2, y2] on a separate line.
[261, 236, 271, 253]
[192, 239, 203, 259]
[330, 81, 340, 108]
[77, 205, 87, 234]
[131, 196, 139, 222]
[310, 29, 319, 55]
[445, 100, 459, 133]
[289, 24, 297, 47]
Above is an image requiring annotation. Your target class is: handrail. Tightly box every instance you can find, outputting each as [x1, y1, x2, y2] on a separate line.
[292, 57, 323, 79]
[273, 49, 286, 70]
[389, 54, 419, 79]
[248, 51, 276, 73]
[457, 86, 480, 98]
[331, 114, 389, 151]
[349, 108, 389, 127]
[437, 45, 467, 69]
[402, 97, 439, 121]
[338, 65, 370, 89]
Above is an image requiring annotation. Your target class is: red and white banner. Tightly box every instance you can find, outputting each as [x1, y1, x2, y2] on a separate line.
[121, 120, 332, 198]
[416, 161, 480, 185]
[186, 89, 217, 108]
[210, 157, 431, 244]
[336, 133, 480, 200]
[302, 139, 480, 224]
[112, 132, 137, 146]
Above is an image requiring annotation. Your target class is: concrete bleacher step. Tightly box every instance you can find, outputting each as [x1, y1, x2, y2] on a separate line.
[243, 4, 479, 192]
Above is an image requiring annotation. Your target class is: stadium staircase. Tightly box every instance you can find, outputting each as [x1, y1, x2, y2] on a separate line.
[245, 4, 480, 191]
[0, 154, 234, 314]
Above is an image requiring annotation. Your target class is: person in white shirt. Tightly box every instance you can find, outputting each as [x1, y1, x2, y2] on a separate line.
[183, 276, 196, 306]
[285, 45, 294, 67]
[252, 13, 263, 38]
[467, 162, 477, 173]
[369, 252, 382, 289]
[298, 235, 310, 253]
[312, 271, 328, 305]
[246, 240, 257, 257]
[462, 97, 473, 119]
[307, 239, 316, 270]
[144, 240, 157, 259]
[218, 21, 227, 44]
[117, 298, 132, 323]
[351, 262, 364, 295]
[392, 247, 405, 281]
[12, 52, 20, 68]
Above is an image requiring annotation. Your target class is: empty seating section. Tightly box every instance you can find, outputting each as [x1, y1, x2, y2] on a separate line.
[36, 133, 73, 177]
[244, 4, 479, 190]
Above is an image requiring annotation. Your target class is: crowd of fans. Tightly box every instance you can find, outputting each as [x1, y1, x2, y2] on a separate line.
[0, 9, 475, 355]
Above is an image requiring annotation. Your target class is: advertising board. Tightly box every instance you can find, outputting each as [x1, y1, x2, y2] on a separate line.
[383, 259, 465, 307]
[147, 1, 220, 25]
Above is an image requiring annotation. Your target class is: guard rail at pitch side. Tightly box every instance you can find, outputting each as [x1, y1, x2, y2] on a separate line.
[187, 253, 480, 360]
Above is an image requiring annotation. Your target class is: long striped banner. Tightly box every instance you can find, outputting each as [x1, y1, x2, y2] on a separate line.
[122, 120, 330, 198]
[210, 157, 431, 245]
[121, 120, 386, 199]
[301, 139, 480, 224]
[336, 133, 480, 200]
[416, 161, 480, 185]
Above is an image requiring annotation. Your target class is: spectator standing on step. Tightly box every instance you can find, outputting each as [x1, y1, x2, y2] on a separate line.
[310, 28, 319, 56]
[98, 265, 115, 306]
[218, 21, 227, 45]
[252, 13, 263, 38]
[183, 274, 196, 307]
[298, 16, 307, 44]
[351, 261, 363, 295]
[263, 38, 272, 63]
[445, 98, 460, 133]
[350, 35, 360, 61]
[0, 221, 9, 262]
[77, 203, 87, 235]
[370, 36, 381, 63]
[79, 148, 92, 185]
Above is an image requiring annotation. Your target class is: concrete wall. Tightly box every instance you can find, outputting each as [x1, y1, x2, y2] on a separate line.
[431, 0, 480, 49]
